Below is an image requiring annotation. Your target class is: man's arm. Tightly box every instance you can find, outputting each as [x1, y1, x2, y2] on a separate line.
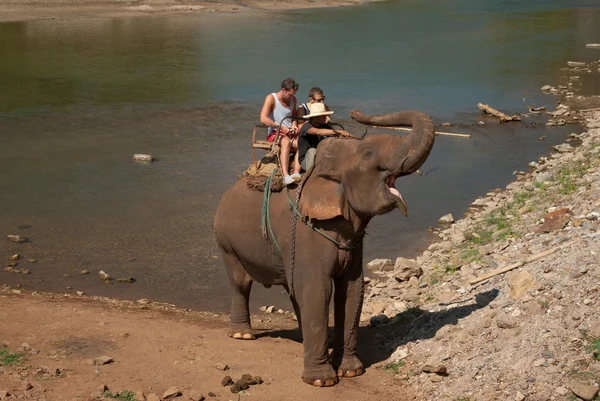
[307, 127, 350, 137]
[260, 94, 278, 128]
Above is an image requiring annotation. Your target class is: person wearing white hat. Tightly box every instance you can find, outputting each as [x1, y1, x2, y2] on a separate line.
[295, 103, 350, 177]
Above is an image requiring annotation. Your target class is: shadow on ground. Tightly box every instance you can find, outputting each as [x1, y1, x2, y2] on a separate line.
[255, 288, 499, 369]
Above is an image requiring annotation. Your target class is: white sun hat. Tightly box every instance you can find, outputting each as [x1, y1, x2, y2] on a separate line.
[303, 102, 334, 119]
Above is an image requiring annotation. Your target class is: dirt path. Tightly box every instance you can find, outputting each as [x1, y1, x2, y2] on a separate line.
[0, 289, 408, 401]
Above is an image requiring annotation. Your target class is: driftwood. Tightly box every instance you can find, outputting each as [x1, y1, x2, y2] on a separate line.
[477, 103, 521, 123]
[579, 107, 600, 113]
[372, 126, 471, 138]
[468, 243, 570, 285]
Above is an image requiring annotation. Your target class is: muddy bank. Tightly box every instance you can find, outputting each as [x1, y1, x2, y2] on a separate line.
[0, 0, 384, 22]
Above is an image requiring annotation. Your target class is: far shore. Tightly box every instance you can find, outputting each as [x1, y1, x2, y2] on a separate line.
[0, 0, 386, 22]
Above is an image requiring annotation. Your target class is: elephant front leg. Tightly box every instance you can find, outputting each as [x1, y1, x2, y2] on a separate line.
[221, 250, 255, 340]
[333, 265, 364, 378]
[297, 278, 338, 387]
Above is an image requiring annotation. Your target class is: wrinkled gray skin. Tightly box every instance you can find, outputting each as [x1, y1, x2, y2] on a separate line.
[214, 110, 435, 387]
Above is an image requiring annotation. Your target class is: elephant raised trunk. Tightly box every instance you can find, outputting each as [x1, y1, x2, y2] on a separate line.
[350, 110, 435, 174]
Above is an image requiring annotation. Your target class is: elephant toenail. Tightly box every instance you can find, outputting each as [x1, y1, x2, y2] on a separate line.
[242, 333, 255, 340]
[311, 379, 323, 387]
[231, 333, 242, 339]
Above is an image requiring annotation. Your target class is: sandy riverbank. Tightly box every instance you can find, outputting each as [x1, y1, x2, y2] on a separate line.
[0, 0, 384, 22]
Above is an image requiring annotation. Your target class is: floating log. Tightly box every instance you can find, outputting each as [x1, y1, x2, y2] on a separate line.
[585, 43, 600, 49]
[372, 126, 471, 138]
[477, 103, 521, 123]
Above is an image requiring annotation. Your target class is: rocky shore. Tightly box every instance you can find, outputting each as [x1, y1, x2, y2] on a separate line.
[361, 70, 600, 398]
[0, 0, 384, 22]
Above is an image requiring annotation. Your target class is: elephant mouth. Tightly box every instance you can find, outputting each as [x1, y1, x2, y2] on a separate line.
[386, 175, 408, 217]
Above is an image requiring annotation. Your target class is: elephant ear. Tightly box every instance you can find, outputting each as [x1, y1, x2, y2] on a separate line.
[298, 141, 346, 221]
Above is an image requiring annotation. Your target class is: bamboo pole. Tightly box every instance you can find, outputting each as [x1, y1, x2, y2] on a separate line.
[467, 243, 570, 285]
[372, 125, 471, 138]
[477, 103, 521, 122]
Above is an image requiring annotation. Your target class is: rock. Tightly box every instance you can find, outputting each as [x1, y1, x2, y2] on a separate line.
[553, 143, 574, 153]
[94, 355, 114, 365]
[221, 376, 233, 386]
[163, 387, 182, 399]
[134, 390, 145, 401]
[541, 85, 553, 91]
[80, 269, 90, 275]
[535, 172, 553, 183]
[555, 387, 569, 396]
[146, 394, 161, 401]
[22, 382, 33, 390]
[207, 392, 217, 397]
[401, 289, 420, 302]
[421, 365, 447, 375]
[188, 390, 205, 401]
[98, 270, 112, 281]
[7, 235, 27, 243]
[438, 213, 455, 226]
[393, 257, 423, 281]
[9, 254, 20, 261]
[76, 291, 85, 296]
[537, 208, 572, 233]
[265, 305, 275, 313]
[370, 314, 389, 327]
[532, 358, 545, 367]
[366, 258, 394, 271]
[569, 382, 599, 401]
[589, 320, 600, 338]
[215, 363, 229, 371]
[496, 314, 518, 329]
[515, 391, 525, 401]
[509, 270, 535, 299]
[0, 390, 9, 399]
[133, 154, 153, 163]
[390, 347, 408, 361]
[116, 277, 136, 283]
[230, 379, 249, 393]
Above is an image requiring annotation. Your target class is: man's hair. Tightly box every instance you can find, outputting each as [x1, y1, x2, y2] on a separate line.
[281, 78, 299, 91]
[308, 87, 324, 99]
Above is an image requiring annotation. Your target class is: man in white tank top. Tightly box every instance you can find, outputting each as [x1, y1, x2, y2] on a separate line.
[260, 78, 301, 186]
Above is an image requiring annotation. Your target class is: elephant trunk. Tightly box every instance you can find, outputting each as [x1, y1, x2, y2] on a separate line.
[350, 110, 436, 174]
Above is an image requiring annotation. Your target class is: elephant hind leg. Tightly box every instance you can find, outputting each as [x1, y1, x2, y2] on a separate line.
[221, 249, 255, 340]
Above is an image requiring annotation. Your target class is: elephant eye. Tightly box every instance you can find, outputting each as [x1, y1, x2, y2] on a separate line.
[363, 150, 374, 158]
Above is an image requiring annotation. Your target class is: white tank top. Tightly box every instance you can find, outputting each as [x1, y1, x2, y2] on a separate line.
[268, 93, 294, 134]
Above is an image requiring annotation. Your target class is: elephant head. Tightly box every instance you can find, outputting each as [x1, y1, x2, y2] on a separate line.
[299, 110, 435, 221]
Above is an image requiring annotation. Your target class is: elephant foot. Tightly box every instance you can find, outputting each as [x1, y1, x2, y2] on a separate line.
[337, 367, 364, 378]
[335, 354, 364, 378]
[301, 376, 339, 387]
[229, 331, 255, 340]
[302, 366, 339, 387]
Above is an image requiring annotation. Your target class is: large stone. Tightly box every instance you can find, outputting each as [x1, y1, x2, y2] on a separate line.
[569, 381, 599, 401]
[163, 386, 182, 399]
[535, 172, 553, 183]
[146, 394, 161, 401]
[366, 258, 394, 271]
[94, 356, 114, 365]
[496, 314, 518, 329]
[537, 208, 572, 233]
[438, 213, 455, 226]
[509, 270, 536, 299]
[394, 257, 423, 281]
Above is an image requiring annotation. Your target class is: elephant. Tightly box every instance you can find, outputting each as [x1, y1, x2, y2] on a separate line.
[213, 109, 435, 387]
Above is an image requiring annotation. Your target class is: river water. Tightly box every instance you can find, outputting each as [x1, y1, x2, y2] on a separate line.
[1, 1, 599, 312]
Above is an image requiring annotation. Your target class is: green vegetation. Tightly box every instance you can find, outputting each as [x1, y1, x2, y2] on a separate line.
[382, 359, 406, 374]
[0, 349, 25, 366]
[102, 390, 139, 401]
